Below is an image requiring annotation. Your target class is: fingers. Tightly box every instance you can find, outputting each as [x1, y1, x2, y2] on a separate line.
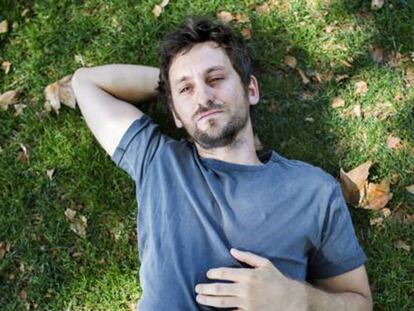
[196, 294, 241, 308]
[230, 248, 271, 268]
[195, 282, 241, 296]
[207, 267, 250, 282]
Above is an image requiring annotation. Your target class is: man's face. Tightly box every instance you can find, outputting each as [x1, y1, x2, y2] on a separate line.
[168, 41, 259, 149]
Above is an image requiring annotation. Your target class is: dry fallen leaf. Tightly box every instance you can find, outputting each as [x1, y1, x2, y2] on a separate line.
[387, 134, 401, 149]
[0, 89, 20, 110]
[331, 97, 345, 108]
[324, 25, 334, 33]
[362, 178, 393, 210]
[217, 11, 234, 23]
[241, 27, 252, 40]
[254, 133, 263, 151]
[370, 216, 384, 227]
[70, 215, 88, 238]
[16, 143, 29, 163]
[340, 60, 353, 68]
[410, 52, 414, 63]
[381, 208, 391, 218]
[255, 2, 270, 14]
[355, 81, 368, 96]
[371, 0, 384, 10]
[353, 104, 362, 118]
[370, 46, 384, 63]
[64, 208, 77, 222]
[335, 74, 349, 83]
[284, 55, 297, 68]
[406, 184, 414, 195]
[339, 160, 372, 207]
[19, 289, 28, 300]
[14, 104, 26, 116]
[1, 61, 11, 74]
[305, 117, 314, 122]
[152, 0, 169, 18]
[0, 241, 11, 260]
[0, 20, 8, 33]
[44, 75, 76, 114]
[297, 68, 310, 84]
[404, 67, 414, 88]
[46, 169, 55, 181]
[395, 240, 410, 252]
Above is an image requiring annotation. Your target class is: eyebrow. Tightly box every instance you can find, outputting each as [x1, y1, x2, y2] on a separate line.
[174, 66, 226, 86]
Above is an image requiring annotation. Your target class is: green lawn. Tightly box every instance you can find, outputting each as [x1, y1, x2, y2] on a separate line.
[1, 0, 413, 310]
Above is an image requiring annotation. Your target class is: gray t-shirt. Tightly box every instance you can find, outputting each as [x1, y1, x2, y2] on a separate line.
[111, 114, 367, 310]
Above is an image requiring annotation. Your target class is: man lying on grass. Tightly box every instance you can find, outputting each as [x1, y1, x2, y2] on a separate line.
[72, 16, 372, 310]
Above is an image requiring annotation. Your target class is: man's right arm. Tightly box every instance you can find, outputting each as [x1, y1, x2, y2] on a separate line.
[71, 64, 160, 157]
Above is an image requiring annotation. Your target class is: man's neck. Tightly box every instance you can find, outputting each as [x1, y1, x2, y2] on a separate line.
[195, 120, 263, 166]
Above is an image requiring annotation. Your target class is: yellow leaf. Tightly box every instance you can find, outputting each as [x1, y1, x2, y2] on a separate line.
[406, 184, 414, 195]
[0, 20, 8, 33]
[217, 11, 234, 24]
[1, 61, 11, 74]
[387, 134, 401, 149]
[355, 81, 368, 96]
[331, 97, 345, 108]
[339, 160, 372, 207]
[371, 0, 384, 10]
[0, 89, 20, 110]
[362, 179, 393, 210]
[284, 55, 297, 68]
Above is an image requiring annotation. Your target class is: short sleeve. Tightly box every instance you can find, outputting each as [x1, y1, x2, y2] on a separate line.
[307, 182, 367, 279]
[111, 114, 169, 186]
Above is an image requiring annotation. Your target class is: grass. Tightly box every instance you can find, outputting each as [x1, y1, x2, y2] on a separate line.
[0, 0, 413, 310]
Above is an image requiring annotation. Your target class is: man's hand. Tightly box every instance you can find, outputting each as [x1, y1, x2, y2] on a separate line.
[195, 248, 306, 310]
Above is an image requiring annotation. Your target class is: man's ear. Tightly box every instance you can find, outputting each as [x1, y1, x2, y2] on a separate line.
[171, 106, 183, 128]
[247, 75, 260, 106]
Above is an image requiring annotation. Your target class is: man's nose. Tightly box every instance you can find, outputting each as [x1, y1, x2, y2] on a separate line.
[196, 82, 215, 108]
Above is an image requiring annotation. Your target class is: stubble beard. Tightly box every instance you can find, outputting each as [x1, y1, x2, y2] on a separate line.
[190, 101, 250, 150]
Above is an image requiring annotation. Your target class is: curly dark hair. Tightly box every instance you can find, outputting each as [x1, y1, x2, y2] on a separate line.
[157, 16, 254, 110]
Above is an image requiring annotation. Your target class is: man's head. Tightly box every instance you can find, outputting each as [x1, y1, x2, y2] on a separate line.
[157, 17, 259, 149]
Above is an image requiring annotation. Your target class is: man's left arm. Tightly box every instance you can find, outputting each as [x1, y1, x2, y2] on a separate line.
[195, 248, 372, 310]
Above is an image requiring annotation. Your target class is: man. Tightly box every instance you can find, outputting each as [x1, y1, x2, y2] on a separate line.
[72, 17, 372, 310]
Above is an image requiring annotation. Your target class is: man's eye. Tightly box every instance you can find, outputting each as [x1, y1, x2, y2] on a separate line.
[210, 77, 223, 83]
[180, 86, 190, 94]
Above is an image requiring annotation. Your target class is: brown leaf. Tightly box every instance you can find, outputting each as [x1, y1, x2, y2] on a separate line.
[404, 67, 414, 88]
[297, 68, 310, 84]
[355, 81, 368, 96]
[44, 75, 76, 114]
[387, 134, 401, 149]
[46, 169, 55, 180]
[0, 20, 8, 33]
[340, 60, 353, 68]
[381, 208, 391, 218]
[335, 74, 349, 83]
[70, 215, 87, 238]
[362, 179, 393, 210]
[255, 3, 270, 14]
[284, 55, 297, 68]
[14, 104, 26, 116]
[217, 11, 235, 23]
[0, 89, 20, 110]
[331, 97, 345, 108]
[234, 13, 250, 24]
[369, 216, 384, 227]
[324, 25, 334, 33]
[17, 143, 29, 163]
[64, 208, 77, 222]
[1, 61, 11, 74]
[371, 0, 384, 10]
[370, 46, 384, 63]
[19, 289, 28, 300]
[395, 240, 410, 252]
[254, 133, 263, 151]
[406, 184, 414, 195]
[339, 160, 372, 207]
[0, 241, 11, 260]
[241, 27, 252, 40]
[152, 5, 163, 17]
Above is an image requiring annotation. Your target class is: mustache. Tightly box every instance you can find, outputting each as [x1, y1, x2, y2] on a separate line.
[194, 102, 224, 118]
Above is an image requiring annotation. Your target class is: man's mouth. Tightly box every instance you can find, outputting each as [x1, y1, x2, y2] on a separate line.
[198, 109, 223, 121]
